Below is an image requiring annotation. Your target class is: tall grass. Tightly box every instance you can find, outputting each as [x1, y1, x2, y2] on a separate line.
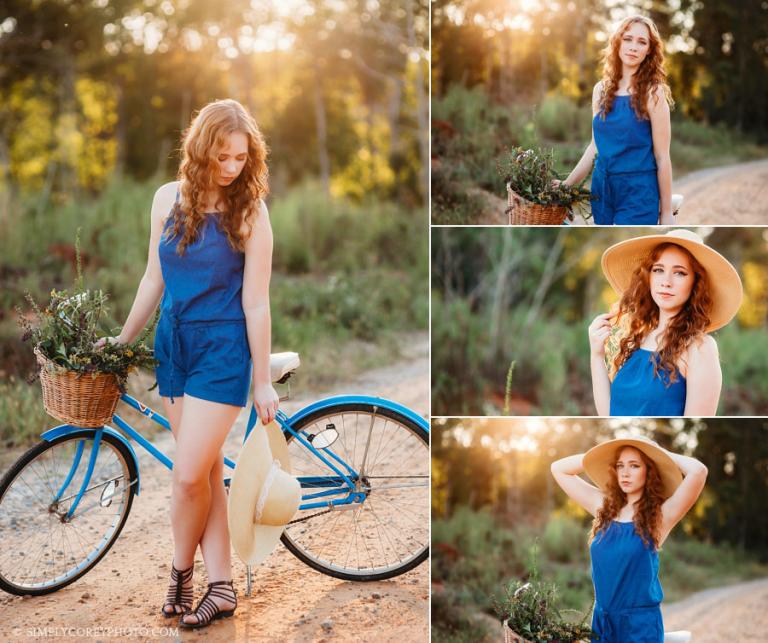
[0, 177, 427, 446]
[432, 507, 768, 642]
[431, 86, 768, 223]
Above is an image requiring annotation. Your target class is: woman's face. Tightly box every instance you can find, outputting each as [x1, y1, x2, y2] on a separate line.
[214, 131, 249, 188]
[615, 447, 647, 495]
[618, 21, 651, 69]
[649, 245, 695, 314]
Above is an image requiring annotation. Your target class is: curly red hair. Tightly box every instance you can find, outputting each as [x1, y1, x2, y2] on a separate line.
[167, 99, 269, 256]
[598, 15, 674, 121]
[589, 446, 665, 550]
[612, 242, 713, 385]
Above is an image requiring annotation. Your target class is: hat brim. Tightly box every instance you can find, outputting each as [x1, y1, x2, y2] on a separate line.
[601, 233, 743, 332]
[228, 422, 300, 566]
[583, 438, 683, 500]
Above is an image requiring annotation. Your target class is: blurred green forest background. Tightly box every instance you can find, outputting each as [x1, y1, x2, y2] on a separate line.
[0, 0, 428, 446]
[432, 417, 768, 642]
[431, 0, 768, 223]
[431, 226, 768, 416]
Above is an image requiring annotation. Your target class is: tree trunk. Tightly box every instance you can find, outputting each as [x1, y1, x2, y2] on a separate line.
[313, 65, 331, 197]
[406, 0, 428, 200]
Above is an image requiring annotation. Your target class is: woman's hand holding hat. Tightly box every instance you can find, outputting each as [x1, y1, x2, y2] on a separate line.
[253, 383, 279, 425]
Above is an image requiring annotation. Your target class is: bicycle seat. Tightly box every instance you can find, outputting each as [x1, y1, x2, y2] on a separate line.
[664, 631, 692, 643]
[270, 352, 300, 383]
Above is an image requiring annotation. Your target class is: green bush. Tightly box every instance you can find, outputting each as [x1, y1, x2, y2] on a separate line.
[535, 95, 591, 143]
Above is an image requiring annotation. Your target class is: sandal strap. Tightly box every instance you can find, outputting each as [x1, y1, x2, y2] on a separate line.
[186, 581, 237, 625]
[164, 563, 194, 609]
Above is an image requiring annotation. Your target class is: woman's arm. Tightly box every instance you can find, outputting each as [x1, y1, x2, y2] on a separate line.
[648, 85, 673, 224]
[242, 199, 279, 425]
[100, 182, 174, 346]
[683, 335, 721, 416]
[560, 82, 602, 187]
[550, 454, 604, 516]
[660, 451, 708, 542]
[588, 312, 614, 416]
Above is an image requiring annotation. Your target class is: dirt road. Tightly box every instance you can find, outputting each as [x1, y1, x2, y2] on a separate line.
[674, 158, 768, 225]
[0, 334, 429, 643]
[661, 577, 768, 642]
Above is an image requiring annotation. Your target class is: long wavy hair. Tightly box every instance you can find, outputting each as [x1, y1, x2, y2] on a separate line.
[598, 15, 674, 121]
[167, 99, 269, 256]
[589, 447, 665, 550]
[612, 243, 713, 385]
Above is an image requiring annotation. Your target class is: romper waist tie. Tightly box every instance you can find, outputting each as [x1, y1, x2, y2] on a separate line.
[592, 603, 660, 642]
[165, 312, 247, 404]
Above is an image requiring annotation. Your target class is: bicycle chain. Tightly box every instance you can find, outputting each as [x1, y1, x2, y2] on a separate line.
[288, 508, 334, 524]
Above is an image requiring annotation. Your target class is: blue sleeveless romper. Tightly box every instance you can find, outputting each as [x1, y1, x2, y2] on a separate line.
[592, 95, 659, 225]
[154, 195, 252, 406]
[590, 521, 664, 643]
[610, 349, 686, 416]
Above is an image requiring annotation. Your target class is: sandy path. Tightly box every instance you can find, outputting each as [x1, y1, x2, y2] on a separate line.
[673, 158, 768, 225]
[661, 577, 768, 642]
[0, 333, 429, 642]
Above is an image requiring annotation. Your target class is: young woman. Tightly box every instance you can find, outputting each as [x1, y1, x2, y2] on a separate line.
[96, 99, 277, 628]
[589, 229, 743, 416]
[551, 437, 708, 643]
[555, 15, 674, 225]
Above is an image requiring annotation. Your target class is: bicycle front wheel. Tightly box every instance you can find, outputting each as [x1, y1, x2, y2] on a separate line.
[0, 430, 137, 596]
[281, 402, 429, 581]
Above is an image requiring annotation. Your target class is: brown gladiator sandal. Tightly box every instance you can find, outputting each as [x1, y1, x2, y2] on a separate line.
[161, 562, 194, 618]
[178, 580, 237, 629]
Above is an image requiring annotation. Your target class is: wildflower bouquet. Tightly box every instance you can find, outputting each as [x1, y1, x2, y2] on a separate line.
[492, 564, 593, 643]
[16, 233, 156, 395]
[496, 147, 592, 223]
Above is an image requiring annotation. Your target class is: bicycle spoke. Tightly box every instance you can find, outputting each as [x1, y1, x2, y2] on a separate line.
[281, 406, 428, 579]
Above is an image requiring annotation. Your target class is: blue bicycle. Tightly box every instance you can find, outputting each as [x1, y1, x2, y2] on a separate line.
[0, 352, 429, 596]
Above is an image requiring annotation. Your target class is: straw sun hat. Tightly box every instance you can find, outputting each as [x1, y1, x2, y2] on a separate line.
[601, 229, 743, 332]
[227, 421, 300, 566]
[583, 436, 683, 500]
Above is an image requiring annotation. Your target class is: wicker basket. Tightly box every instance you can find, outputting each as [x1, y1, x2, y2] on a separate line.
[35, 346, 120, 427]
[501, 621, 531, 643]
[506, 183, 568, 225]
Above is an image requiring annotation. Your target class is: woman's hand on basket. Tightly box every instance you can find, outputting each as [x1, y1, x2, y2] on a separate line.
[93, 336, 123, 351]
[254, 383, 280, 425]
[551, 178, 570, 189]
[588, 312, 615, 358]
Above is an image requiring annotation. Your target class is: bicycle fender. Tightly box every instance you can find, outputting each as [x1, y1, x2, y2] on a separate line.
[41, 425, 142, 495]
[285, 395, 429, 433]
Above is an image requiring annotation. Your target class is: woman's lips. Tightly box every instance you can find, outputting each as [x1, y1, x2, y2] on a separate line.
[658, 292, 674, 299]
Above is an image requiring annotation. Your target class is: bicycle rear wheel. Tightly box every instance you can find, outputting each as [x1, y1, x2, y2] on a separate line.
[280, 402, 429, 581]
[0, 430, 137, 596]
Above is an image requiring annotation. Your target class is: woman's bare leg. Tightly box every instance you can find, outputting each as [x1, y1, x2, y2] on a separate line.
[170, 394, 240, 570]
[198, 451, 232, 580]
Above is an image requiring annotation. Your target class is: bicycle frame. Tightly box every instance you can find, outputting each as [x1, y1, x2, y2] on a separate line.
[40, 392, 429, 521]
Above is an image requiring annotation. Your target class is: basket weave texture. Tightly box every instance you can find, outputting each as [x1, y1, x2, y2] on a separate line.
[35, 346, 120, 427]
[506, 184, 568, 225]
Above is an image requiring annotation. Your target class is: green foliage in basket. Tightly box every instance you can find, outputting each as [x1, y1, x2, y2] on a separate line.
[496, 147, 592, 211]
[492, 547, 593, 643]
[15, 230, 157, 391]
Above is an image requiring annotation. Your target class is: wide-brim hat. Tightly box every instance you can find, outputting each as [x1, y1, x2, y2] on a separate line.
[228, 421, 300, 566]
[583, 437, 682, 500]
[601, 229, 743, 332]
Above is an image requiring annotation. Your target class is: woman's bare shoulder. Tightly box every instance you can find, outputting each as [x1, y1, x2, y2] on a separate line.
[151, 181, 180, 223]
[241, 198, 270, 240]
[687, 333, 719, 363]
